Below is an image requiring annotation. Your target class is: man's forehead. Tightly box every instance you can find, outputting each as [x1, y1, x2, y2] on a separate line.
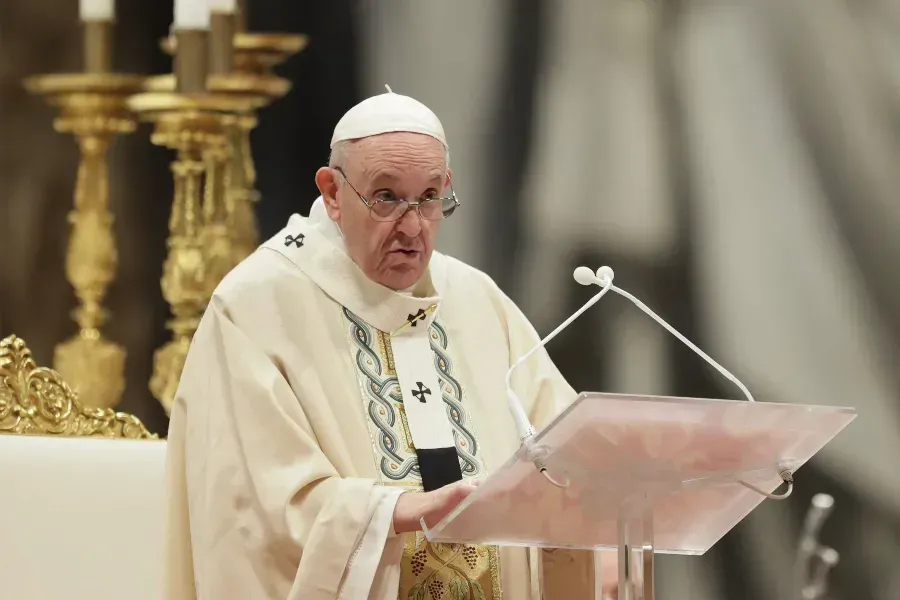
[353, 131, 445, 154]
[348, 134, 446, 176]
[365, 168, 445, 184]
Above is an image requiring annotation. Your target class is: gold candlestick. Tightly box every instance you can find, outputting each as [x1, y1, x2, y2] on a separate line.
[25, 39, 143, 410]
[228, 33, 305, 260]
[160, 31, 306, 261]
[129, 87, 255, 413]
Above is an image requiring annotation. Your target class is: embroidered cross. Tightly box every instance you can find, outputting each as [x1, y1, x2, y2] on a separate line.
[407, 309, 427, 327]
[411, 382, 431, 403]
[284, 233, 305, 248]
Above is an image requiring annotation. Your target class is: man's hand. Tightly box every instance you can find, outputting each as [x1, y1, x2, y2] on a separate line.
[392, 480, 479, 534]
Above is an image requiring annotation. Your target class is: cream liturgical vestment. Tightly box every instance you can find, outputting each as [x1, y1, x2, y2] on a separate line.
[163, 200, 596, 599]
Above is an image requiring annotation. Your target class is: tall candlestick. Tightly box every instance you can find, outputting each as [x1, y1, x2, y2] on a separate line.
[79, 0, 114, 21]
[25, 69, 144, 410]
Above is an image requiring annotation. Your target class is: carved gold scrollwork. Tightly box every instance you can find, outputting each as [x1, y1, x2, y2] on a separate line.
[0, 335, 157, 439]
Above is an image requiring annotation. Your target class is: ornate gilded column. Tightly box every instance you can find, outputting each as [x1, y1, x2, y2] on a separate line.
[160, 31, 306, 262]
[130, 26, 255, 413]
[24, 18, 144, 410]
[129, 93, 231, 413]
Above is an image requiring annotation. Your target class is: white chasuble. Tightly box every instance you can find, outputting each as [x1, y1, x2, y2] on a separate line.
[163, 200, 598, 600]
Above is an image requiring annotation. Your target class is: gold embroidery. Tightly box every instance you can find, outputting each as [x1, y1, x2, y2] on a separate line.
[397, 403, 416, 451]
[377, 481, 417, 488]
[401, 534, 501, 600]
[378, 330, 397, 376]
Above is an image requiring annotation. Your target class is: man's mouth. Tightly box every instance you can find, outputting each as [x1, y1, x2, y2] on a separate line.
[391, 249, 420, 256]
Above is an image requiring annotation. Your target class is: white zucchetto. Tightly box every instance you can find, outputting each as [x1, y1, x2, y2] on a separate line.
[330, 85, 447, 149]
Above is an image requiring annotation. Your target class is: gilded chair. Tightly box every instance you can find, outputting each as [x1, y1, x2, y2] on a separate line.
[0, 334, 167, 600]
[0, 334, 157, 438]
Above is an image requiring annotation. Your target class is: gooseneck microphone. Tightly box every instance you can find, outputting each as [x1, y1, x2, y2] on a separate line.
[505, 265, 755, 444]
[504, 266, 793, 497]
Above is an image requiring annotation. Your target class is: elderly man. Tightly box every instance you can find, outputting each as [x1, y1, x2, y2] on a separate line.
[163, 91, 598, 599]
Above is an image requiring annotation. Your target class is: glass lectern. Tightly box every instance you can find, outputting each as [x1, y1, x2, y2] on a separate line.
[422, 392, 856, 599]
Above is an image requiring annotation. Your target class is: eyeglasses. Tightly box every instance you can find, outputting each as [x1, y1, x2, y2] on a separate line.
[333, 167, 460, 222]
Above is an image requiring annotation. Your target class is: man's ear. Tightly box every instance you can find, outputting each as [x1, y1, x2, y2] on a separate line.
[444, 168, 453, 191]
[315, 167, 341, 221]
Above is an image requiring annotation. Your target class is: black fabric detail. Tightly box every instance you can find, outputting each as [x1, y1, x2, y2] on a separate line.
[417, 447, 463, 492]
[284, 233, 305, 247]
[407, 309, 427, 327]
[411, 381, 431, 403]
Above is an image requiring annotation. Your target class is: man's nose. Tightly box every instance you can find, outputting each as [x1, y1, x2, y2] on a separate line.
[395, 207, 423, 237]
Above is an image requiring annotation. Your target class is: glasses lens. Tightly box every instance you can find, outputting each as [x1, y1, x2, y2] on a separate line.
[371, 200, 408, 221]
[440, 197, 458, 218]
[417, 199, 447, 221]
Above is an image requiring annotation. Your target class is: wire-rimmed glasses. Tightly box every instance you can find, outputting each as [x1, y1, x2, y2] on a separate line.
[333, 166, 460, 222]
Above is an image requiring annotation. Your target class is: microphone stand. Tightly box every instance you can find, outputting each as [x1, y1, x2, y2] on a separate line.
[505, 266, 795, 497]
[795, 493, 840, 600]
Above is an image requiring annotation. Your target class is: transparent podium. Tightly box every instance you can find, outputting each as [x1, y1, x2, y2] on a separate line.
[422, 392, 856, 599]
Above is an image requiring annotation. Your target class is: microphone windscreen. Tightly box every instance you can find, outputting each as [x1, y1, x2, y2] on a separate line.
[595, 266, 615, 285]
[573, 267, 596, 286]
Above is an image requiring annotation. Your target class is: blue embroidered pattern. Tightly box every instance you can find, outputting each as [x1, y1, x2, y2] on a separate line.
[430, 321, 479, 477]
[344, 307, 481, 482]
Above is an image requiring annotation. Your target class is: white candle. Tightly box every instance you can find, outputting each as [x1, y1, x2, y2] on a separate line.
[175, 0, 211, 29]
[209, 0, 237, 13]
[79, 0, 114, 20]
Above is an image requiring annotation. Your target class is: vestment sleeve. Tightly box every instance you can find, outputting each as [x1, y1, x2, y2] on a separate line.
[162, 299, 405, 600]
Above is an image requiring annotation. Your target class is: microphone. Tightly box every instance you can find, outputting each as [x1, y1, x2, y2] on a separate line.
[505, 265, 756, 444]
[505, 266, 615, 442]
[802, 494, 835, 546]
[796, 493, 836, 598]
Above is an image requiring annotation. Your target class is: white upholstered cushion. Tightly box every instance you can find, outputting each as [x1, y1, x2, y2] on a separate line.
[0, 435, 167, 600]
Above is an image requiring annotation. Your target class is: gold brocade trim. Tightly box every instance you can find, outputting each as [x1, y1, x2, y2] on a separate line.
[489, 544, 501, 599]
[401, 534, 501, 600]
[398, 404, 415, 450]
[378, 330, 397, 376]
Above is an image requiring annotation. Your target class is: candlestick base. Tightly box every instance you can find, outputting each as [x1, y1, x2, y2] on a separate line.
[24, 72, 144, 410]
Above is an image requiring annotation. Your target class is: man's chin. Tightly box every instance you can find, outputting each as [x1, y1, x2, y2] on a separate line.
[379, 265, 426, 291]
